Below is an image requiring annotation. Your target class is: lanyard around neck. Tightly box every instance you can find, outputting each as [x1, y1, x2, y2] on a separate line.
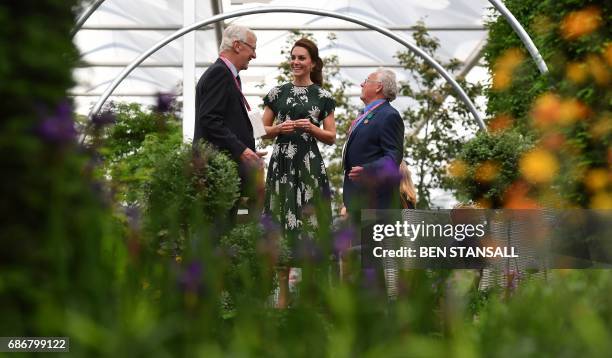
[219, 56, 251, 111]
[348, 100, 385, 134]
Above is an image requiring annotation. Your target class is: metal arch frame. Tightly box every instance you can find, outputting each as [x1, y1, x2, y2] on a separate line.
[71, 0, 106, 38]
[488, 0, 548, 74]
[71, 0, 549, 76]
[87, 6, 487, 131]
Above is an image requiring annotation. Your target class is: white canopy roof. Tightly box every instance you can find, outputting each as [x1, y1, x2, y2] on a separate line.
[73, 0, 491, 116]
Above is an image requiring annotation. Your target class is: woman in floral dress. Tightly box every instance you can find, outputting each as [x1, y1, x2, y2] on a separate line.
[262, 38, 336, 307]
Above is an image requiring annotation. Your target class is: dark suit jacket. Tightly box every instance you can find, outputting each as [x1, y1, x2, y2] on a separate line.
[194, 58, 255, 161]
[343, 101, 404, 211]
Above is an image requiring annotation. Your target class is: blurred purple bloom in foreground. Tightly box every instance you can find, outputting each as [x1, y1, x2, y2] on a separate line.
[334, 226, 355, 253]
[37, 101, 76, 143]
[179, 261, 203, 293]
[155, 92, 175, 113]
[377, 158, 402, 184]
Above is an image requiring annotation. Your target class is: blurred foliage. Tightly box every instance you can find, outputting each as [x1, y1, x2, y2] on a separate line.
[145, 140, 240, 255]
[450, 130, 534, 208]
[475, 0, 611, 208]
[95, 102, 183, 205]
[396, 23, 484, 208]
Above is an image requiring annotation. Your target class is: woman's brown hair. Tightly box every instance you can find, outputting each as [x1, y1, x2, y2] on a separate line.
[291, 38, 324, 86]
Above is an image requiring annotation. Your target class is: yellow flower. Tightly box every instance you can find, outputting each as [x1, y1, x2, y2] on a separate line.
[474, 161, 499, 183]
[491, 48, 525, 91]
[586, 54, 610, 86]
[448, 159, 468, 178]
[584, 169, 609, 191]
[561, 7, 601, 40]
[590, 116, 612, 139]
[591, 192, 612, 209]
[559, 98, 589, 125]
[520, 148, 559, 184]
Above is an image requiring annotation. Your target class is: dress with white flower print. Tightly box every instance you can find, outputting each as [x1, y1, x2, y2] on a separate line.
[262, 83, 336, 262]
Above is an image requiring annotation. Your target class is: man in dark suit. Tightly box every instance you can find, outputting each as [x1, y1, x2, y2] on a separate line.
[342, 69, 404, 293]
[343, 68, 405, 215]
[194, 25, 264, 218]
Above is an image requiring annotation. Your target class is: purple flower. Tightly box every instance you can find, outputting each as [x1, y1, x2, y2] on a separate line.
[377, 158, 402, 184]
[92, 110, 116, 127]
[37, 101, 76, 143]
[179, 261, 203, 293]
[155, 92, 175, 113]
[334, 227, 355, 253]
[260, 213, 280, 233]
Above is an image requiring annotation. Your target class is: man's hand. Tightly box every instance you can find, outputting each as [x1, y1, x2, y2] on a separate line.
[240, 148, 264, 168]
[348, 166, 365, 183]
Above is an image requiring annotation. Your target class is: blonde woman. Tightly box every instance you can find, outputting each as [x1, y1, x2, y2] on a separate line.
[399, 161, 417, 209]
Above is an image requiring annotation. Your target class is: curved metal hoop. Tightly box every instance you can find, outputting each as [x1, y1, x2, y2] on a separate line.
[87, 6, 487, 130]
[72, 0, 549, 76]
[488, 0, 548, 74]
[71, 0, 106, 38]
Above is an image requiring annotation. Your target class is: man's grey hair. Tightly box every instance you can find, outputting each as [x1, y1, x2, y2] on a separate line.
[374, 68, 398, 102]
[219, 25, 256, 52]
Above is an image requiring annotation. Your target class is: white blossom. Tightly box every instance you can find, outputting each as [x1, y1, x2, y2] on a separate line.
[308, 106, 320, 121]
[286, 209, 301, 229]
[304, 154, 311, 173]
[301, 132, 311, 141]
[297, 187, 302, 207]
[318, 88, 332, 98]
[304, 185, 313, 202]
[309, 215, 318, 228]
[291, 86, 308, 96]
[280, 174, 287, 184]
[286, 142, 297, 159]
[267, 86, 281, 102]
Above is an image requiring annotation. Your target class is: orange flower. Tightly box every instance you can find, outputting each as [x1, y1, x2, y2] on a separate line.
[520, 148, 559, 184]
[541, 132, 566, 151]
[531, 93, 561, 129]
[560, 7, 601, 40]
[503, 181, 539, 209]
[566, 62, 588, 84]
[488, 114, 513, 133]
[604, 43, 612, 67]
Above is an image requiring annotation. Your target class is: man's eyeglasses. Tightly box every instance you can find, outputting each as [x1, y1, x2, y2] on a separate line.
[238, 40, 256, 52]
[361, 78, 382, 85]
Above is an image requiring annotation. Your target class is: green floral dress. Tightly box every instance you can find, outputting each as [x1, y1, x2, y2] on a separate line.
[263, 83, 336, 261]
